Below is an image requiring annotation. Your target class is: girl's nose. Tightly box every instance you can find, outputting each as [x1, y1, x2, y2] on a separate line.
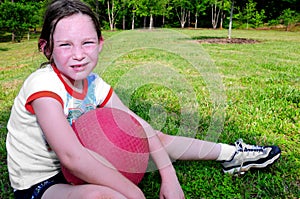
[72, 46, 85, 60]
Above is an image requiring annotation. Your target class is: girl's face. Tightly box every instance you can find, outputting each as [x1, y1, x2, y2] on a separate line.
[52, 14, 102, 82]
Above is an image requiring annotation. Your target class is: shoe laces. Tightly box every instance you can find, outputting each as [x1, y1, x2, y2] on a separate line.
[235, 139, 264, 175]
[235, 139, 264, 154]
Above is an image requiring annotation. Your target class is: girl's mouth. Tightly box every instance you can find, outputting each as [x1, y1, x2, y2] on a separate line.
[71, 64, 86, 72]
[71, 64, 83, 68]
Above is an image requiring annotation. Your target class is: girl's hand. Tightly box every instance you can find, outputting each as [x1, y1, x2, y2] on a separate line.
[104, 92, 183, 198]
[32, 97, 146, 199]
[159, 176, 185, 199]
[158, 165, 185, 199]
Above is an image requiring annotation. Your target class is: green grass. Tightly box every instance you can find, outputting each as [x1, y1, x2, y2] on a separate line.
[1, 29, 299, 198]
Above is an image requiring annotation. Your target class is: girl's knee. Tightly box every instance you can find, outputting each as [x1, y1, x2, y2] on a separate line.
[44, 184, 127, 199]
[82, 186, 126, 199]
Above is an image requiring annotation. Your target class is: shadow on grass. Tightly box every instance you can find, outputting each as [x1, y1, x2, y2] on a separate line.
[180, 35, 260, 44]
[191, 36, 226, 40]
[0, 47, 10, 51]
[177, 35, 226, 41]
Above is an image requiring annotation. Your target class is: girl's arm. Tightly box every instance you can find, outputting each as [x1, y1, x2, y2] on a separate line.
[32, 97, 145, 199]
[104, 91, 185, 199]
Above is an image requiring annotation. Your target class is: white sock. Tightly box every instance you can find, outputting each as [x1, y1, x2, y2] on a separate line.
[216, 143, 236, 161]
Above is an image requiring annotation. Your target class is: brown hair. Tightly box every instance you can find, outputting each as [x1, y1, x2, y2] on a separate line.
[38, 0, 101, 63]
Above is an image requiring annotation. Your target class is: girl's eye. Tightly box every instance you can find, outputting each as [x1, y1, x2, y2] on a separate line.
[83, 41, 96, 45]
[59, 43, 70, 47]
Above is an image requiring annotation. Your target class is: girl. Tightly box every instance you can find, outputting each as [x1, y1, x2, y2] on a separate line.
[6, 0, 281, 199]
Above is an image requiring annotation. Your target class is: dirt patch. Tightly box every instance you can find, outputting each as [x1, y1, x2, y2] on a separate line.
[197, 38, 259, 44]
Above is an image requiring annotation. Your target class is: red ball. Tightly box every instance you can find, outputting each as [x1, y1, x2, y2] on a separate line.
[61, 107, 150, 185]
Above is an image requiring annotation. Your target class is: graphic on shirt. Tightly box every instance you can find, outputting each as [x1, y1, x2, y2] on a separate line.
[66, 74, 98, 125]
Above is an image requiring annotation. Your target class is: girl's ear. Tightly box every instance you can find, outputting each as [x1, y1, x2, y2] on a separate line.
[98, 36, 104, 53]
[38, 39, 47, 52]
[38, 39, 51, 60]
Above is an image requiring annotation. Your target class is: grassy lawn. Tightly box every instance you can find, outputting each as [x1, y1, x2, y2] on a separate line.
[1, 29, 299, 198]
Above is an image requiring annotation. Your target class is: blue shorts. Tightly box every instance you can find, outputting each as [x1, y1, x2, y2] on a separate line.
[14, 172, 67, 199]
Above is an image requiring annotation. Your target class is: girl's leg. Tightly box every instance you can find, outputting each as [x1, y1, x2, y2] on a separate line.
[157, 131, 222, 161]
[157, 131, 281, 176]
[42, 184, 127, 199]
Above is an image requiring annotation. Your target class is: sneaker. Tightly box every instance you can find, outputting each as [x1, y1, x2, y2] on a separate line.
[220, 139, 281, 175]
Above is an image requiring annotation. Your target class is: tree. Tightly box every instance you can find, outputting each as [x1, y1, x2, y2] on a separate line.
[84, 0, 100, 19]
[279, 8, 298, 31]
[117, 0, 133, 30]
[244, 0, 256, 29]
[160, 0, 173, 27]
[147, 0, 170, 29]
[0, 0, 297, 34]
[228, 0, 234, 39]
[193, 0, 209, 29]
[237, 0, 266, 29]
[219, 0, 231, 29]
[209, 0, 223, 29]
[253, 9, 266, 28]
[172, 0, 192, 28]
[130, 0, 149, 28]
[0, 1, 40, 42]
[126, 0, 138, 29]
[106, 0, 120, 30]
[131, 0, 169, 29]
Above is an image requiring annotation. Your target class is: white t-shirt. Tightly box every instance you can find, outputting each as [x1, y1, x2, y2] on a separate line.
[6, 64, 112, 190]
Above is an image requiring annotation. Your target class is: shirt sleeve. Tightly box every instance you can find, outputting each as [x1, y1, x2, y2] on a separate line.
[23, 68, 65, 114]
[25, 91, 64, 114]
[93, 73, 113, 107]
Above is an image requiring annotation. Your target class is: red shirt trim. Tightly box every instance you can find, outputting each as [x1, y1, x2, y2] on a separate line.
[99, 87, 113, 108]
[51, 64, 87, 100]
[25, 91, 64, 114]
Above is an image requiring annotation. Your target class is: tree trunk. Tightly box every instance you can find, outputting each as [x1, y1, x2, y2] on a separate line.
[149, 14, 153, 29]
[132, 12, 135, 30]
[228, 0, 234, 39]
[188, 10, 191, 27]
[123, 15, 126, 30]
[219, 0, 224, 29]
[107, 0, 115, 31]
[220, 12, 224, 29]
[11, 0, 15, 41]
[143, 16, 147, 29]
[12, 32, 15, 42]
[176, 7, 187, 28]
[181, 22, 185, 28]
[180, 7, 186, 28]
[95, 0, 99, 18]
[211, 3, 220, 29]
[195, 13, 198, 29]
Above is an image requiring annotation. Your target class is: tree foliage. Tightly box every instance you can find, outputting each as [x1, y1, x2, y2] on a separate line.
[0, 1, 41, 42]
[0, 0, 299, 42]
[279, 8, 299, 30]
[238, 0, 266, 29]
[193, 0, 210, 28]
